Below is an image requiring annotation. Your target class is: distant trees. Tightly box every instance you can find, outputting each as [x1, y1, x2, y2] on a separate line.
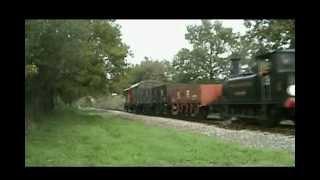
[25, 20, 130, 114]
[128, 57, 173, 83]
[113, 57, 173, 92]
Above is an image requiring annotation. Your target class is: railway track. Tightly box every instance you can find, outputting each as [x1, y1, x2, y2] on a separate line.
[156, 114, 294, 136]
[197, 118, 295, 136]
[88, 107, 295, 136]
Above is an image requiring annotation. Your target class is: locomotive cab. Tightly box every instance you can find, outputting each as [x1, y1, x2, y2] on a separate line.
[256, 50, 295, 100]
[256, 49, 295, 121]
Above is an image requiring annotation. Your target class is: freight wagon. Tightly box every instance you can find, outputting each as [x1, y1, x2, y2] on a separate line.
[124, 80, 164, 113]
[124, 82, 222, 118]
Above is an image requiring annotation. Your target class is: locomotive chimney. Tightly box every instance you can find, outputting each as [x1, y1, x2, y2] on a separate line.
[230, 57, 240, 77]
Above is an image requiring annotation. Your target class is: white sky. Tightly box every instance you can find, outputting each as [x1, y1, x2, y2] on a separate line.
[116, 20, 247, 65]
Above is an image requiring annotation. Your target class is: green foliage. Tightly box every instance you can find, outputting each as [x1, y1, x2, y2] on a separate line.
[244, 19, 295, 56]
[172, 20, 240, 83]
[230, 19, 296, 70]
[25, 64, 38, 79]
[131, 57, 172, 83]
[114, 57, 173, 91]
[25, 20, 130, 113]
[26, 109, 294, 166]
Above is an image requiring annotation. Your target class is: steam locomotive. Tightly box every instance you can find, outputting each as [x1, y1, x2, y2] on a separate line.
[124, 49, 295, 127]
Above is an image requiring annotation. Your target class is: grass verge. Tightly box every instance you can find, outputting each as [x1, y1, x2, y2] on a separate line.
[26, 108, 294, 166]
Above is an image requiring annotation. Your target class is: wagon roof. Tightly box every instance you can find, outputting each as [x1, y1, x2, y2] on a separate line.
[123, 80, 164, 91]
[123, 82, 140, 91]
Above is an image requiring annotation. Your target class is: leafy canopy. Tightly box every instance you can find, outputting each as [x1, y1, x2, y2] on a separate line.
[243, 19, 295, 56]
[172, 20, 240, 83]
[25, 20, 130, 112]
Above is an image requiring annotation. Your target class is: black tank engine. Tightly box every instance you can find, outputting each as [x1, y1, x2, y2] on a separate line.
[209, 49, 295, 127]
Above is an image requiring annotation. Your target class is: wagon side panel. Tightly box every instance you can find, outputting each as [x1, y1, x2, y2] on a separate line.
[199, 84, 223, 106]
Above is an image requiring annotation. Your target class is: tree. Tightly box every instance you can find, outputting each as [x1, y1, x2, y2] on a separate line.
[243, 19, 295, 56]
[226, 19, 296, 72]
[138, 57, 172, 82]
[25, 20, 130, 114]
[172, 20, 240, 83]
[113, 57, 174, 92]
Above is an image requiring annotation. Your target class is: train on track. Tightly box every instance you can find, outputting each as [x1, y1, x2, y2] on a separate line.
[124, 49, 295, 127]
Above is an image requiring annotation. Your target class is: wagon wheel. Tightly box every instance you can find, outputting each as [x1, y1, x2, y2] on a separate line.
[155, 104, 161, 116]
[190, 104, 198, 117]
[158, 104, 165, 115]
[171, 104, 178, 116]
[164, 104, 170, 116]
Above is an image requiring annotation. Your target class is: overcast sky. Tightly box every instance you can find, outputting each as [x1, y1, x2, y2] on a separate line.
[116, 20, 247, 65]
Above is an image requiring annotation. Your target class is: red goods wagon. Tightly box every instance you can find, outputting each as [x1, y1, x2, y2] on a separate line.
[166, 84, 222, 105]
[166, 84, 222, 117]
[199, 84, 223, 106]
[167, 84, 199, 104]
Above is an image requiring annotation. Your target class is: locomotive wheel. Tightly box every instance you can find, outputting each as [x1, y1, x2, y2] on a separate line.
[197, 107, 208, 120]
[220, 106, 230, 121]
[258, 115, 278, 128]
[220, 113, 230, 121]
[258, 107, 280, 128]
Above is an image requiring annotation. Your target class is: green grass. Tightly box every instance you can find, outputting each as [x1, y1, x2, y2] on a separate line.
[26, 109, 294, 166]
